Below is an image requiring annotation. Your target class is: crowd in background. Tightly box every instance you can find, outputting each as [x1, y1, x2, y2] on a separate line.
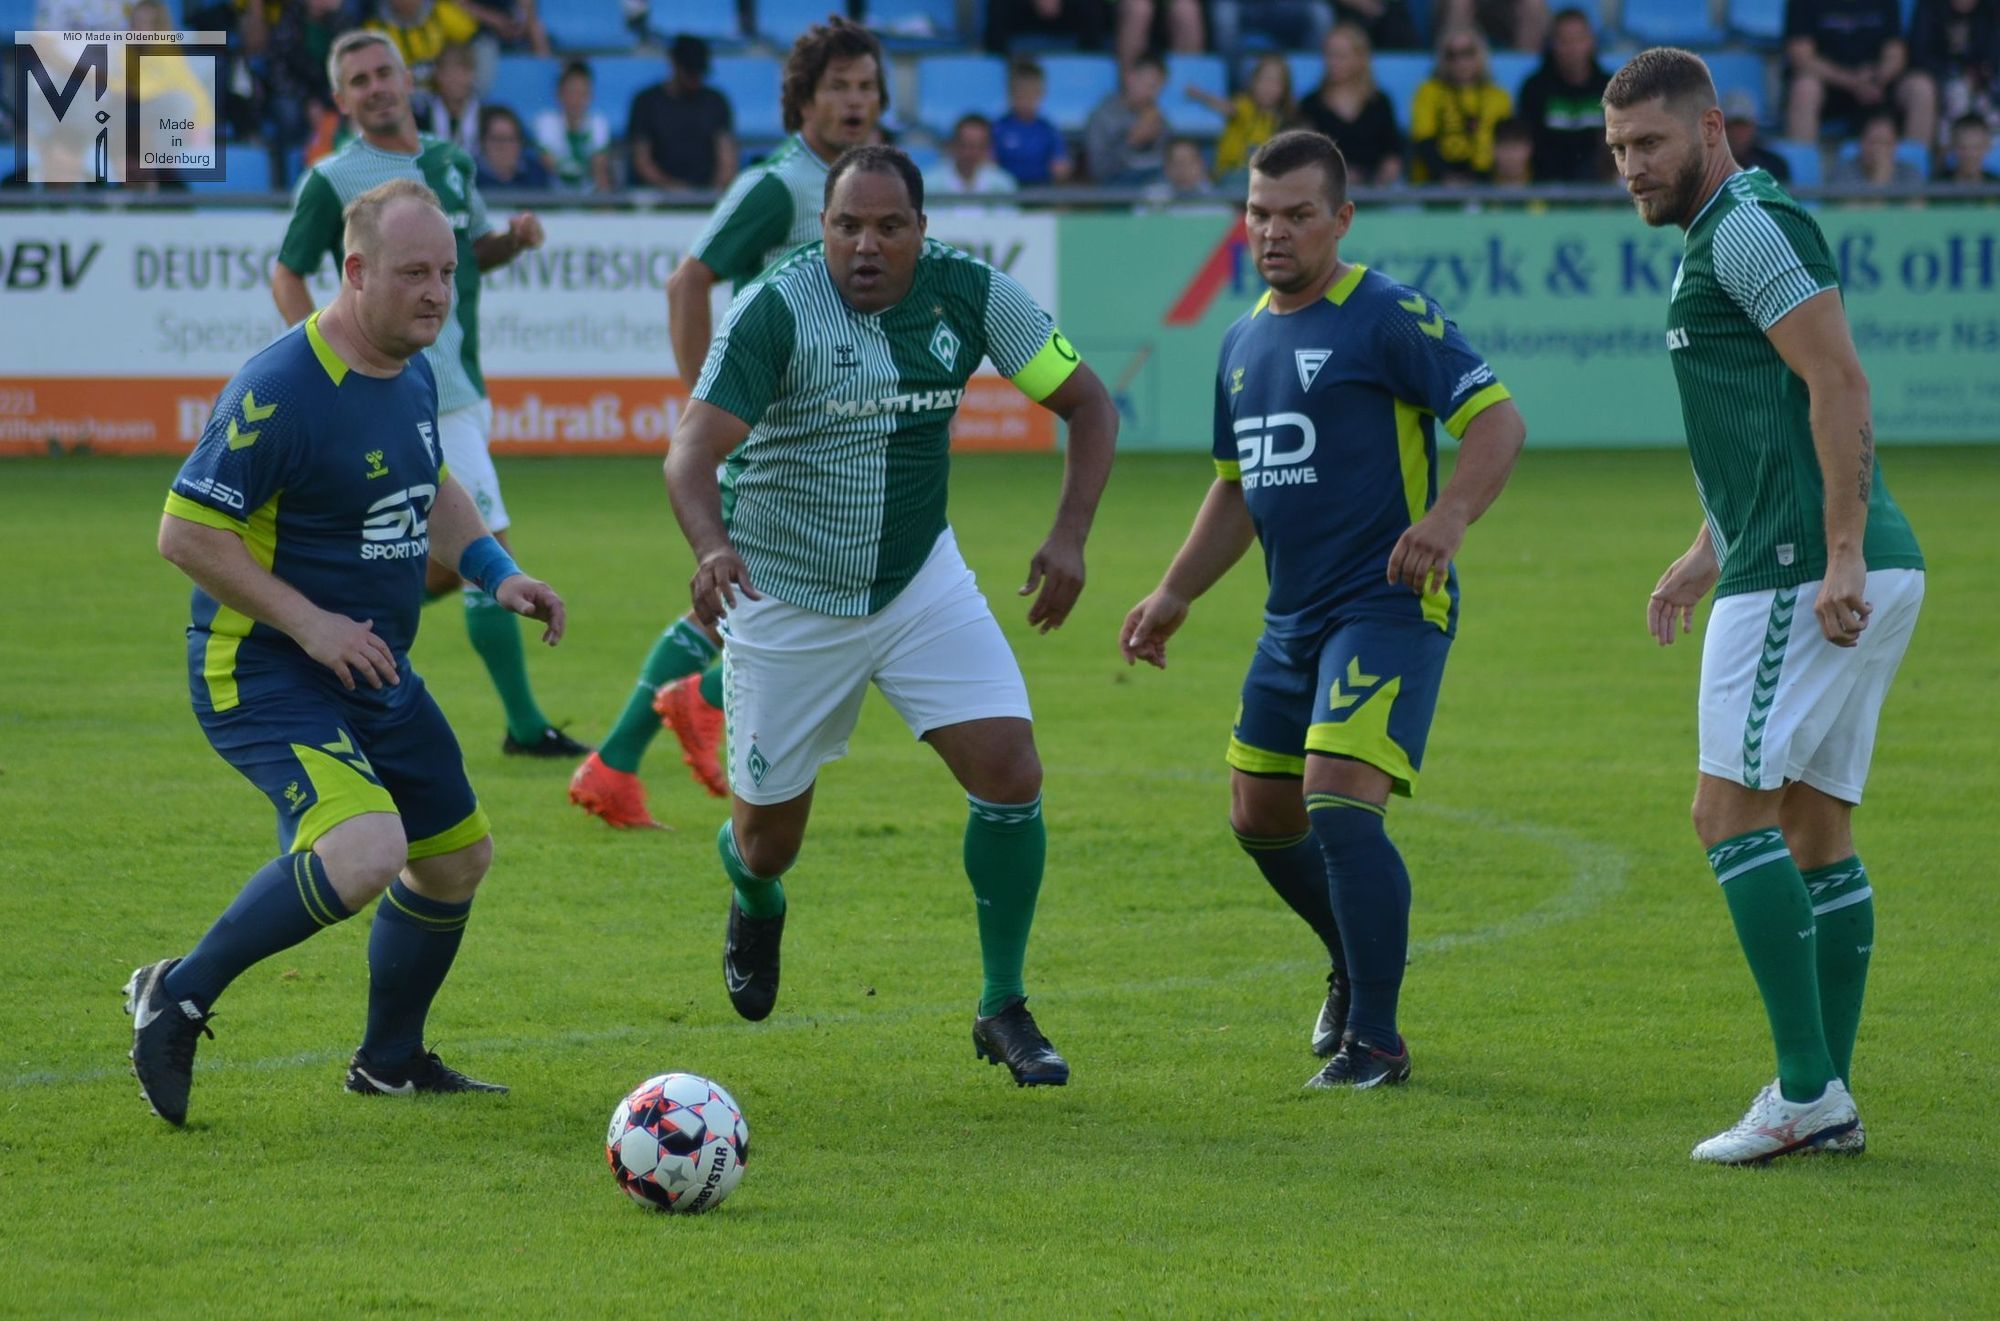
[4, 0, 1997, 193]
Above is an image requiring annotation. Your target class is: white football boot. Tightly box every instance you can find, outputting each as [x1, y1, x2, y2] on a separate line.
[1692, 1078, 1860, 1164]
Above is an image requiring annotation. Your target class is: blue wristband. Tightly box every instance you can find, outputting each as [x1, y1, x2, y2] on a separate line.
[458, 535, 521, 593]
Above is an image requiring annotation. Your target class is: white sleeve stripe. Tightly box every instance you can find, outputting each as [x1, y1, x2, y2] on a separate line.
[982, 269, 1055, 374]
[1713, 203, 1833, 330]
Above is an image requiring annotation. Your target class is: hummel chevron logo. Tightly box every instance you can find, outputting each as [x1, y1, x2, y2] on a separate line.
[1328, 657, 1382, 712]
[1295, 349, 1331, 391]
[1398, 295, 1445, 340]
[226, 391, 278, 449]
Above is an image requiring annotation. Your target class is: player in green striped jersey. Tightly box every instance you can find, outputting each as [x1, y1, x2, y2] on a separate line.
[666, 147, 1118, 1087]
[571, 17, 891, 828]
[272, 30, 584, 763]
[1605, 49, 1926, 1165]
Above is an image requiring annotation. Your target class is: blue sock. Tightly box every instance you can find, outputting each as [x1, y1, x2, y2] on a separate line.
[1305, 794, 1412, 1048]
[164, 852, 350, 1013]
[1233, 826, 1346, 971]
[361, 879, 473, 1068]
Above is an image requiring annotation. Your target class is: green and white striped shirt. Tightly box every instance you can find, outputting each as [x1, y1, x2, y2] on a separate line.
[689, 135, 832, 291]
[1670, 169, 1922, 596]
[695, 239, 1081, 616]
[277, 135, 499, 413]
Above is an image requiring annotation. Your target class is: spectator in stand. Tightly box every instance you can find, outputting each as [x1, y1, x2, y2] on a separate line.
[476, 104, 553, 188]
[1410, 27, 1512, 182]
[1330, 0, 1420, 51]
[983, 0, 1109, 54]
[418, 43, 482, 157]
[1940, 108, 1999, 175]
[1294, 24, 1405, 184]
[1784, 0, 1939, 145]
[245, 0, 362, 186]
[1210, 1, 1332, 77]
[1515, 7, 1610, 181]
[1186, 52, 1295, 178]
[1085, 52, 1171, 183]
[534, 60, 613, 193]
[925, 114, 1020, 195]
[1909, 0, 2000, 135]
[1117, 0, 1208, 69]
[994, 59, 1074, 185]
[629, 36, 737, 192]
[1723, 89, 1794, 181]
[1144, 136, 1219, 201]
[1830, 107, 1927, 182]
[1434, 0, 1550, 51]
[1489, 114, 1533, 182]
[366, 0, 479, 90]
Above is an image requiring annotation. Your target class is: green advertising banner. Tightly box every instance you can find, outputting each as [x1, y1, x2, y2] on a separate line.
[1059, 205, 2000, 449]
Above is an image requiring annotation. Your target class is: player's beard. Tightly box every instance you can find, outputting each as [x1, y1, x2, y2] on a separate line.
[1638, 144, 1708, 228]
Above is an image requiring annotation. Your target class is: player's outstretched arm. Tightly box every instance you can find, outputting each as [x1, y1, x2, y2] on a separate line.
[427, 475, 567, 644]
[1764, 289, 1874, 648]
[1120, 478, 1257, 670]
[270, 264, 315, 327]
[1021, 361, 1118, 633]
[1649, 522, 1719, 647]
[159, 514, 400, 691]
[1387, 398, 1526, 597]
[666, 400, 758, 627]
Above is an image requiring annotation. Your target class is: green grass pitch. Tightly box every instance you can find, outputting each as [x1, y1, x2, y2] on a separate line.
[1, 449, 1994, 1315]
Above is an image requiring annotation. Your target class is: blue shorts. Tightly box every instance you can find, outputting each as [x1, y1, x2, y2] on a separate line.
[1225, 616, 1452, 796]
[195, 666, 489, 858]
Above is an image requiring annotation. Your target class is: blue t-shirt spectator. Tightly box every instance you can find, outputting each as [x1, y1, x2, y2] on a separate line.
[993, 112, 1067, 186]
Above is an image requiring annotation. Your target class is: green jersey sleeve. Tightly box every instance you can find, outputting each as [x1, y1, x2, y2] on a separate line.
[277, 170, 345, 277]
[981, 267, 1077, 403]
[689, 171, 794, 284]
[693, 284, 796, 426]
[457, 146, 504, 238]
[1712, 201, 1839, 331]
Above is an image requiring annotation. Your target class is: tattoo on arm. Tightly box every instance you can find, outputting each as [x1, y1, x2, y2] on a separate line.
[1857, 422, 1874, 503]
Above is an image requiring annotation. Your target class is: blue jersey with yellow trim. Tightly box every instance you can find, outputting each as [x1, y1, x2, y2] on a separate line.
[166, 312, 444, 714]
[1211, 263, 1510, 644]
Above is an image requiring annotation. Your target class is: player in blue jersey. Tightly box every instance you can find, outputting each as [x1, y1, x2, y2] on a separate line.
[1120, 131, 1526, 1090]
[124, 181, 568, 1127]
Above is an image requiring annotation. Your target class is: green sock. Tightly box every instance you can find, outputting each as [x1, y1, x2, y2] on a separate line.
[965, 795, 1046, 1017]
[1708, 828, 1835, 1102]
[1804, 856, 1874, 1085]
[698, 657, 724, 710]
[599, 619, 717, 773]
[464, 588, 550, 742]
[718, 821, 786, 919]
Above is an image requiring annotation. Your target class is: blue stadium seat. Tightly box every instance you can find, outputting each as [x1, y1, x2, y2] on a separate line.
[712, 55, 785, 141]
[1705, 52, 1770, 123]
[0, 141, 14, 182]
[1726, 0, 1786, 42]
[188, 143, 272, 194]
[1834, 138, 1933, 175]
[487, 54, 561, 121]
[915, 53, 1009, 135]
[589, 55, 668, 129]
[1488, 51, 1536, 102]
[1371, 53, 1431, 131]
[1038, 53, 1120, 134]
[0, 0, 37, 39]
[1768, 139, 1821, 185]
[543, 4, 637, 51]
[655, 0, 742, 43]
[1165, 53, 1229, 134]
[870, 0, 962, 45]
[1619, 0, 1725, 47]
[759, 0, 838, 46]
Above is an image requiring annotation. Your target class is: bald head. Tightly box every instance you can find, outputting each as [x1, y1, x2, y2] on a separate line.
[342, 178, 451, 263]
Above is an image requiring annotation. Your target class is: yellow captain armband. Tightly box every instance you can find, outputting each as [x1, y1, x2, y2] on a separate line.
[1444, 383, 1512, 439]
[1214, 458, 1243, 481]
[1007, 328, 1082, 403]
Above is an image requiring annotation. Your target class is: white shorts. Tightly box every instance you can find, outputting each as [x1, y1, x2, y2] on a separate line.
[718, 529, 1032, 805]
[439, 398, 507, 533]
[1698, 568, 1923, 803]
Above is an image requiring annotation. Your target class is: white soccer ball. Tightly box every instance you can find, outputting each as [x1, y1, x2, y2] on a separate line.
[605, 1072, 749, 1213]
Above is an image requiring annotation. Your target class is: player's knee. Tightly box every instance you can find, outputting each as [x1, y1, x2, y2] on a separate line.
[980, 753, 1042, 807]
[735, 826, 800, 879]
[316, 819, 409, 903]
[408, 834, 493, 903]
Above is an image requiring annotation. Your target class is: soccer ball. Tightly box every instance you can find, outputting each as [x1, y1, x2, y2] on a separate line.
[604, 1073, 749, 1213]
